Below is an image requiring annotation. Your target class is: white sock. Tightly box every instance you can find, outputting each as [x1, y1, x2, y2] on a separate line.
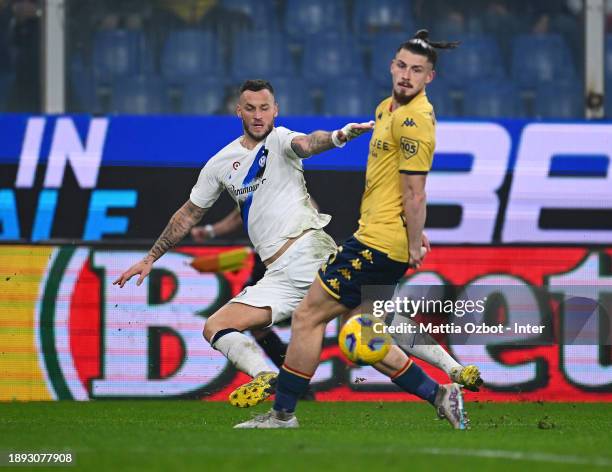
[212, 331, 273, 378]
[390, 315, 462, 374]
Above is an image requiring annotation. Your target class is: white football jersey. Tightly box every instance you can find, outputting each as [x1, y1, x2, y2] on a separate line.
[190, 127, 331, 260]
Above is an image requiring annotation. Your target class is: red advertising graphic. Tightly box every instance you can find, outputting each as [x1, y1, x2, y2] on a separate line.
[1, 245, 611, 402]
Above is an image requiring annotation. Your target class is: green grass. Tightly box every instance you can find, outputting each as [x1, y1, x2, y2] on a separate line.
[0, 402, 611, 471]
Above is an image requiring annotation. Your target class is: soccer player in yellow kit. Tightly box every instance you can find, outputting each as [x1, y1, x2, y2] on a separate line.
[236, 30, 480, 430]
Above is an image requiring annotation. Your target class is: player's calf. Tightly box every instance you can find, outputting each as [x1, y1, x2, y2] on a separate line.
[203, 304, 276, 381]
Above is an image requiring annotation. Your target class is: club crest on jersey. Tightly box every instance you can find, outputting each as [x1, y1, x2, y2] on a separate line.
[258, 147, 269, 168]
[400, 137, 419, 159]
[402, 118, 417, 127]
[232, 161, 240, 170]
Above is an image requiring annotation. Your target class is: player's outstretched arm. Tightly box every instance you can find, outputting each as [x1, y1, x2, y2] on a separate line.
[290, 121, 375, 158]
[114, 200, 207, 287]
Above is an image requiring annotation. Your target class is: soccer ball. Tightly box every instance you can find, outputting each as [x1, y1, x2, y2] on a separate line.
[338, 314, 392, 365]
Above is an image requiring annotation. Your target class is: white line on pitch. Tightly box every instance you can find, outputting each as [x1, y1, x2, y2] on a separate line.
[415, 448, 612, 467]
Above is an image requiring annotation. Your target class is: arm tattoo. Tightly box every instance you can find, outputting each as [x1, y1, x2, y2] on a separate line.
[146, 200, 206, 262]
[291, 131, 334, 158]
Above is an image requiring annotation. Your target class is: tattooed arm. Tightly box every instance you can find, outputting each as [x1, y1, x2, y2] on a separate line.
[290, 121, 375, 159]
[113, 200, 207, 287]
[146, 200, 206, 262]
[290, 131, 336, 159]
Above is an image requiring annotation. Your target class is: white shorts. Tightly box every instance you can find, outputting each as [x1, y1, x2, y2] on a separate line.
[230, 229, 337, 325]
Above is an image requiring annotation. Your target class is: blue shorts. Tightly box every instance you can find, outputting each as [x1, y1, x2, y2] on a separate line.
[316, 235, 409, 309]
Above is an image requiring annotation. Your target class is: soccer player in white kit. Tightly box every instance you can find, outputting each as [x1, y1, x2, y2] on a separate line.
[113, 79, 374, 406]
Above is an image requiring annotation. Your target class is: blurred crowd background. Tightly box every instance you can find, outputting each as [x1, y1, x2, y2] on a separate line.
[0, 0, 611, 118]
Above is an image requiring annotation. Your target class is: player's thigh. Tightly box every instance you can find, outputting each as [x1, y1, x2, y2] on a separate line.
[292, 279, 349, 330]
[232, 264, 306, 326]
[203, 302, 272, 340]
[340, 307, 362, 325]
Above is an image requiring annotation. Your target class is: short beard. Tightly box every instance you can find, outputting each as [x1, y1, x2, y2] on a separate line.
[243, 121, 274, 143]
[393, 88, 419, 105]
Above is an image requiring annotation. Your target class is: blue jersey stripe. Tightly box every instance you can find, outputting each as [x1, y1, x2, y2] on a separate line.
[240, 197, 254, 235]
[240, 144, 268, 235]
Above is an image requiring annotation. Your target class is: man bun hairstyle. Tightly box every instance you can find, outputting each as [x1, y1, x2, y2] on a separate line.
[398, 29, 460, 68]
[239, 79, 275, 95]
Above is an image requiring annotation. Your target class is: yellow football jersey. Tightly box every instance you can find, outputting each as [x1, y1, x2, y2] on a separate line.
[354, 89, 436, 262]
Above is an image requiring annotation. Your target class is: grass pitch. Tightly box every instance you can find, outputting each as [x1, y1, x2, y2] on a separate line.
[0, 401, 611, 471]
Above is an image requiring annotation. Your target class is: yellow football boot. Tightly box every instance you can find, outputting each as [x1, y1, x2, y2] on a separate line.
[450, 365, 483, 392]
[229, 372, 277, 408]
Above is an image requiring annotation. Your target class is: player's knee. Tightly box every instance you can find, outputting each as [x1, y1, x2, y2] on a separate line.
[292, 303, 320, 332]
[202, 321, 214, 343]
[204, 309, 245, 344]
[203, 314, 224, 343]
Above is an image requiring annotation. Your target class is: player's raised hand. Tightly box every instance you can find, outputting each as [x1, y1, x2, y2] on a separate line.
[339, 121, 375, 140]
[332, 121, 375, 147]
[408, 246, 428, 269]
[421, 231, 431, 253]
[191, 226, 210, 243]
[113, 258, 154, 288]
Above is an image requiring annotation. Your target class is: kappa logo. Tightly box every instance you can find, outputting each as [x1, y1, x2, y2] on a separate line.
[402, 118, 417, 127]
[400, 137, 419, 159]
